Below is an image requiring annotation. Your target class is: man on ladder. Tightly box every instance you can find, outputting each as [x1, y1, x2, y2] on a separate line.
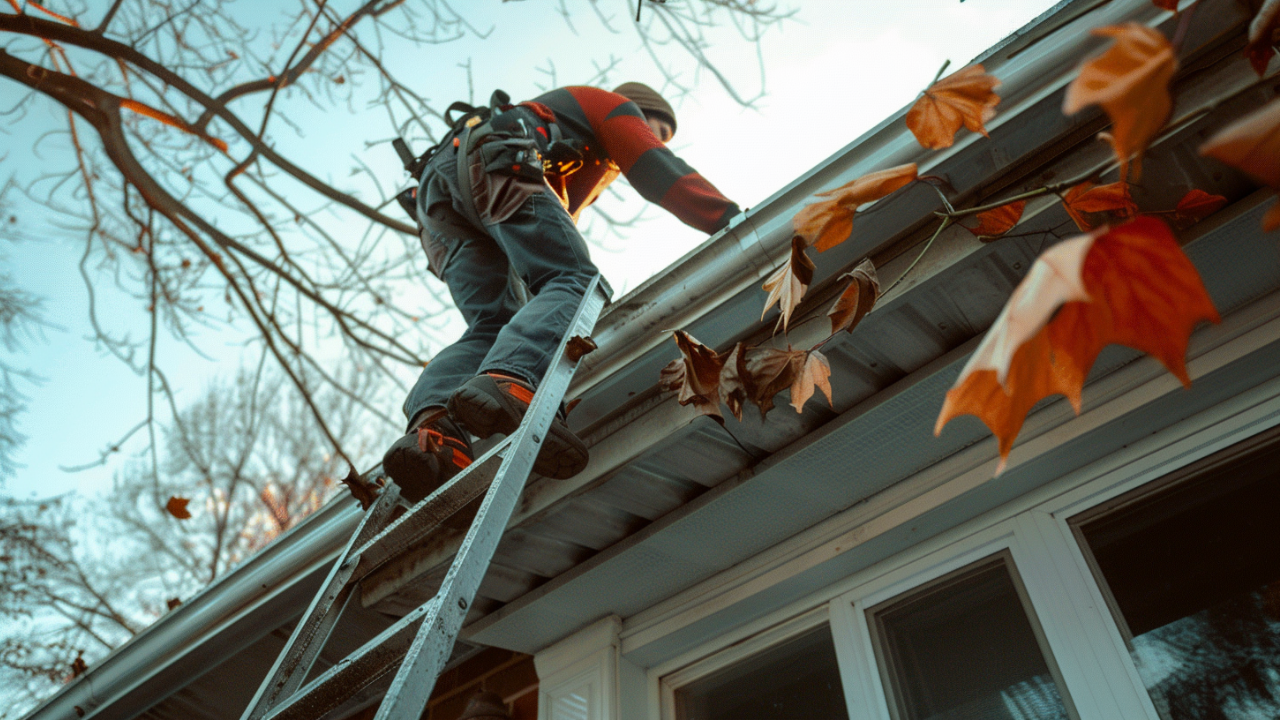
[384, 82, 741, 501]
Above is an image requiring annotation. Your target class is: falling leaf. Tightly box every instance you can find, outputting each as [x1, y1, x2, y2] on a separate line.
[1061, 180, 1137, 231]
[827, 259, 879, 334]
[718, 343, 751, 421]
[659, 331, 725, 421]
[1173, 189, 1227, 225]
[967, 200, 1026, 239]
[761, 236, 815, 332]
[1247, 0, 1280, 76]
[742, 346, 807, 417]
[905, 64, 1002, 150]
[341, 466, 379, 510]
[565, 335, 597, 362]
[165, 496, 192, 520]
[1063, 23, 1176, 181]
[791, 351, 833, 413]
[166, 597, 182, 610]
[793, 164, 918, 251]
[936, 217, 1219, 473]
[1201, 98, 1280, 230]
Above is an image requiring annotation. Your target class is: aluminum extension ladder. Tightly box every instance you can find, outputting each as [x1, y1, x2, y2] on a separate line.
[240, 275, 610, 720]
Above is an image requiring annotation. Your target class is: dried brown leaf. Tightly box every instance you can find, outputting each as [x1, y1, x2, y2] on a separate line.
[565, 335, 597, 362]
[718, 343, 752, 421]
[659, 331, 725, 422]
[743, 346, 806, 417]
[828, 259, 880, 334]
[761, 236, 815, 333]
[790, 351, 833, 413]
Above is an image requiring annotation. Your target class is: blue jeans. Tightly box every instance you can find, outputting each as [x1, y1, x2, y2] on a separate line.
[402, 139, 599, 431]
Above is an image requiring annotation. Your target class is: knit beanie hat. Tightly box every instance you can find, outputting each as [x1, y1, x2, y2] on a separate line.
[612, 82, 677, 136]
[459, 691, 510, 720]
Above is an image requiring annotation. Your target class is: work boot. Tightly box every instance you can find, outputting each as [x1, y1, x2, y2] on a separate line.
[381, 409, 474, 504]
[447, 372, 589, 480]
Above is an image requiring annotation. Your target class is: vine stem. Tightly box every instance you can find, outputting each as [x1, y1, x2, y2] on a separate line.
[880, 216, 952, 298]
[930, 59, 952, 86]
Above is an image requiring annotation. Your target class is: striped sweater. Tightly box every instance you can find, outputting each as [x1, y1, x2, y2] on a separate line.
[520, 86, 740, 235]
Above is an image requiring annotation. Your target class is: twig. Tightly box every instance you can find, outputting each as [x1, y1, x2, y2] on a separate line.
[881, 217, 951, 298]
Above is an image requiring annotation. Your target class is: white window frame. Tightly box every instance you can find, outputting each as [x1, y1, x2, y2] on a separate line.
[537, 616, 623, 720]
[656, 606, 830, 720]
[651, 367, 1280, 720]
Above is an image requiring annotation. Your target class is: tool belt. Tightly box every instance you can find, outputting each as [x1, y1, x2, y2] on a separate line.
[392, 90, 584, 287]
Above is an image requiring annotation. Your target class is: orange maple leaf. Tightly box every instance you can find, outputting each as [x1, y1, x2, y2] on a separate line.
[966, 200, 1026, 239]
[1061, 180, 1137, 231]
[659, 331, 725, 421]
[793, 164, 918, 251]
[1201, 98, 1280, 230]
[905, 65, 1001, 150]
[1173, 189, 1227, 225]
[828, 259, 879, 334]
[1063, 24, 1176, 181]
[936, 217, 1218, 473]
[1247, 0, 1280, 77]
[166, 496, 192, 520]
[761, 236, 815, 332]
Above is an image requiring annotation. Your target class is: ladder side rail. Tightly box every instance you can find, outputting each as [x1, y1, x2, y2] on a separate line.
[374, 276, 608, 720]
[262, 596, 442, 720]
[351, 435, 512, 580]
[241, 485, 404, 720]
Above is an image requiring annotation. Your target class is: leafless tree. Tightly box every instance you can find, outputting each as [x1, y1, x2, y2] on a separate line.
[0, 0, 791, 475]
[0, 362, 385, 715]
[0, 195, 44, 480]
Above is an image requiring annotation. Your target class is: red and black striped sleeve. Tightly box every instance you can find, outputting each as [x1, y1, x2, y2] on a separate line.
[565, 86, 740, 234]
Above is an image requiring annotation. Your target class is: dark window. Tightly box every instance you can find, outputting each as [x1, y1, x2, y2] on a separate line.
[868, 555, 1073, 720]
[675, 624, 849, 720]
[1075, 435, 1280, 720]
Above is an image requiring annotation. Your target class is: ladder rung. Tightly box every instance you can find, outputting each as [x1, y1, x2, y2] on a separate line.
[261, 596, 442, 720]
[351, 436, 512, 580]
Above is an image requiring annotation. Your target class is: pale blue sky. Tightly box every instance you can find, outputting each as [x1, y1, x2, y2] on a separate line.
[1, 0, 1060, 500]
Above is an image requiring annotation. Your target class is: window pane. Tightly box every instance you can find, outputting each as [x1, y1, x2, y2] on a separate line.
[1076, 442, 1280, 720]
[869, 557, 1072, 720]
[675, 625, 849, 720]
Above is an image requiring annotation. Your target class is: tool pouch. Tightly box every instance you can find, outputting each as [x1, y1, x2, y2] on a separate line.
[479, 136, 545, 184]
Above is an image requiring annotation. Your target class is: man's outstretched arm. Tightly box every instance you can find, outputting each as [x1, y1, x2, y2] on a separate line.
[567, 86, 741, 234]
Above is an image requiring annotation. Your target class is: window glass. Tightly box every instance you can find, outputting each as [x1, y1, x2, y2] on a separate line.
[868, 556, 1072, 720]
[674, 624, 849, 720]
[1076, 441, 1280, 719]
